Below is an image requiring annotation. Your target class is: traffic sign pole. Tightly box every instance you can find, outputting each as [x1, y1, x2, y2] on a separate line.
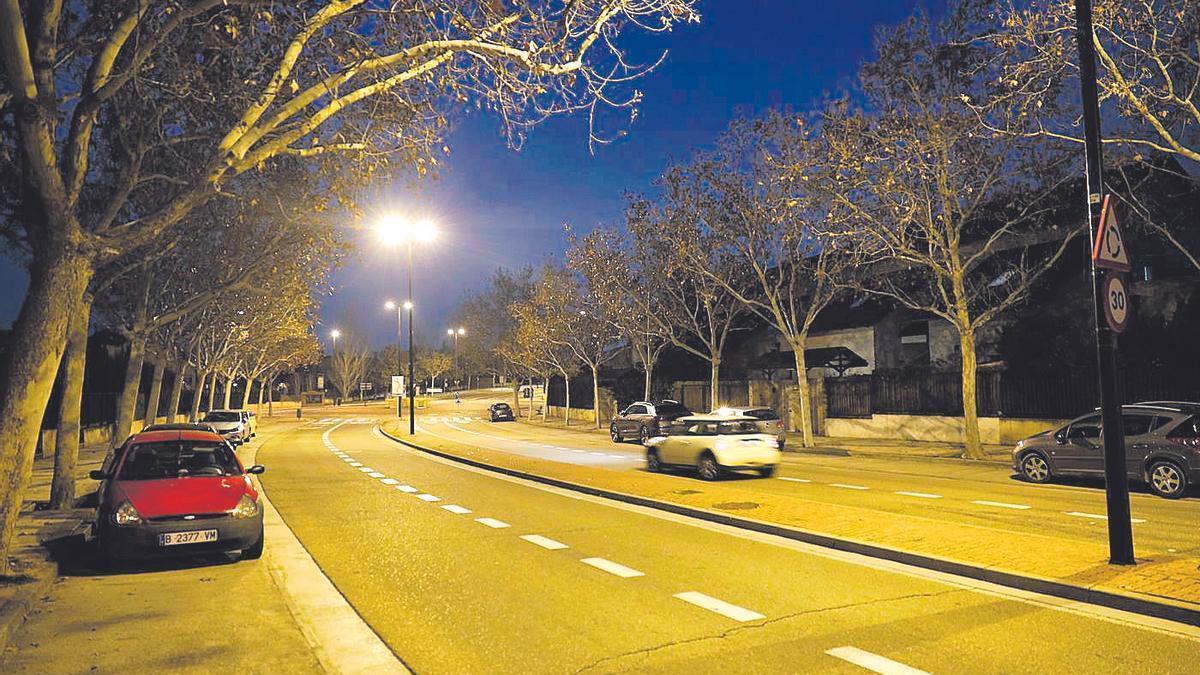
[1075, 0, 1134, 565]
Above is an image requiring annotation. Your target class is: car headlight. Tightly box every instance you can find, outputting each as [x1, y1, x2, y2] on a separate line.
[230, 494, 260, 519]
[113, 500, 142, 526]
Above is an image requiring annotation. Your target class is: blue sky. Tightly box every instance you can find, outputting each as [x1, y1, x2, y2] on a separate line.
[0, 2, 931, 348]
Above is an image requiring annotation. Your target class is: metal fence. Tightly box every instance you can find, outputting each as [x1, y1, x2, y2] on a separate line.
[827, 368, 1200, 420]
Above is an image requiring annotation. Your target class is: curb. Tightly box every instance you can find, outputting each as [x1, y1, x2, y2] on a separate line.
[378, 426, 1200, 628]
[789, 447, 1011, 466]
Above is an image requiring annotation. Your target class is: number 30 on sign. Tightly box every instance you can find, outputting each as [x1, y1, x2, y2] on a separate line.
[1103, 274, 1130, 333]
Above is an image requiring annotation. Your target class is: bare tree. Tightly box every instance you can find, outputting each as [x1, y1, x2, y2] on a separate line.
[330, 338, 372, 402]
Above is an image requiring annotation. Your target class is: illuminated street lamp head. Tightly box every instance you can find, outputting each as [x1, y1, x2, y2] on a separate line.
[457, 327, 466, 336]
[330, 329, 341, 340]
[403, 301, 413, 310]
[446, 328, 454, 336]
[378, 215, 438, 246]
[385, 300, 396, 310]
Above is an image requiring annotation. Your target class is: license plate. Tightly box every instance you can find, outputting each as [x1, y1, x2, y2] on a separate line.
[159, 529, 218, 546]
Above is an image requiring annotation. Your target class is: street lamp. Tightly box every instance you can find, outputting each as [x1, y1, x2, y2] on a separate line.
[378, 216, 438, 434]
[329, 329, 341, 403]
[447, 327, 465, 390]
[385, 300, 408, 417]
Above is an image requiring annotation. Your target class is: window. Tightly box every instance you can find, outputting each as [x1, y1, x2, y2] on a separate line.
[203, 412, 239, 422]
[118, 441, 242, 480]
[1121, 414, 1156, 436]
[1168, 415, 1200, 439]
[746, 408, 779, 421]
[717, 421, 760, 435]
[627, 405, 648, 416]
[656, 403, 690, 417]
[899, 321, 930, 366]
[1066, 415, 1102, 440]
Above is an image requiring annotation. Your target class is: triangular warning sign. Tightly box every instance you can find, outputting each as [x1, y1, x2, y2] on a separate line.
[1093, 195, 1131, 272]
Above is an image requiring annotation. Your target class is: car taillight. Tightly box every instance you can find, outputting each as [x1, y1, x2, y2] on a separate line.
[1167, 436, 1200, 453]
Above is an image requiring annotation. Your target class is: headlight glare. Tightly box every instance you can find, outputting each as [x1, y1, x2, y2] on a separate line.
[113, 500, 142, 526]
[230, 494, 259, 519]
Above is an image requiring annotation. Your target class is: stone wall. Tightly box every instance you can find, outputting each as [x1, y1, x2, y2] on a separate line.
[824, 413, 1065, 445]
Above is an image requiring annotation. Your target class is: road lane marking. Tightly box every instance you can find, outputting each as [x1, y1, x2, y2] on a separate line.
[778, 477, 810, 483]
[368, 472, 386, 478]
[581, 557, 644, 578]
[831, 483, 869, 490]
[348, 462, 363, 467]
[358, 467, 375, 473]
[415, 493, 441, 502]
[589, 452, 606, 456]
[395, 485, 419, 493]
[673, 591, 764, 622]
[476, 517, 510, 529]
[972, 500, 1031, 510]
[442, 504, 472, 514]
[520, 534, 569, 550]
[1065, 511, 1146, 523]
[380, 478, 399, 485]
[826, 646, 929, 675]
[896, 491, 942, 499]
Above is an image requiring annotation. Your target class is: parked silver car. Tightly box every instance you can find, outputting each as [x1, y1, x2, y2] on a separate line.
[1012, 402, 1200, 499]
[711, 406, 786, 450]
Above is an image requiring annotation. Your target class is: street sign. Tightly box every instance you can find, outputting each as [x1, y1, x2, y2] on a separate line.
[1103, 273, 1130, 333]
[390, 376, 405, 397]
[1092, 195, 1131, 272]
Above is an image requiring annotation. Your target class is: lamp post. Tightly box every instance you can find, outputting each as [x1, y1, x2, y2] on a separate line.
[329, 329, 340, 404]
[385, 301, 405, 418]
[447, 327, 465, 389]
[379, 216, 437, 435]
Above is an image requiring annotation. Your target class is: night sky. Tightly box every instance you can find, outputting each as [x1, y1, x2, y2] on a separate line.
[0, 1, 930, 349]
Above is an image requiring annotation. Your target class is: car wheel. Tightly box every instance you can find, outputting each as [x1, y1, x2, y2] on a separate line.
[610, 424, 623, 443]
[1148, 460, 1188, 499]
[697, 453, 722, 481]
[242, 526, 265, 560]
[757, 466, 777, 478]
[646, 449, 662, 473]
[1019, 451, 1052, 484]
[638, 426, 650, 445]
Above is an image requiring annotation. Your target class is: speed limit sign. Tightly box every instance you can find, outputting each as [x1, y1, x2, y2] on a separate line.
[1103, 273, 1130, 333]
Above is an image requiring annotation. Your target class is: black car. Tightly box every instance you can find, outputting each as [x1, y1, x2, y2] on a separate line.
[1013, 402, 1200, 498]
[610, 400, 692, 445]
[489, 402, 516, 422]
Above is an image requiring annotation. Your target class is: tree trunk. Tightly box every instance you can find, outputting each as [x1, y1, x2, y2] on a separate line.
[205, 374, 217, 412]
[563, 372, 571, 427]
[50, 296, 92, 510]
[0, 244, 94, 571]
[222, 376, 234, 409]
[142, 360, 164, 426]
[189, 371, 207, 422]
[112, 332, 147, 448]
[166, 363, 186, 423]
[643, 364, 652, 402]
[959, 328, 985, 460]
[791, 343, 814, 448]
[709, 357, 721, 411]
[266, 373, 274, 417]
[591, 365, 602, 430]
[512, 380, 521, 416]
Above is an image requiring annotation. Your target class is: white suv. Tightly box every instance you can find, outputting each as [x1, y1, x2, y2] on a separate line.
[645, 415, 781, 480]
[202, 409, 250, 445]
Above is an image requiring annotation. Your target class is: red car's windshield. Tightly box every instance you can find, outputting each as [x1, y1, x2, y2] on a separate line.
[118, 441, 242, 480]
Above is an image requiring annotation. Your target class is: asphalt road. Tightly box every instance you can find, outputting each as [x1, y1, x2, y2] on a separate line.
[405, 392, 1200, 559]
[259, 405, 1200, 673]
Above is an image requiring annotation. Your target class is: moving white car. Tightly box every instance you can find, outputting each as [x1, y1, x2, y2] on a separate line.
[201, 409, 250, 445]
[711, 406, 786, 450]
[645, 415, 781, 480]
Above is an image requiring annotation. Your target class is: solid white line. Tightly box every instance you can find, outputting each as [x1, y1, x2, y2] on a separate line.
[520, 534, 569, 550]
[442, 504, 472, 514]
[368, 472, 386, 478]
[826, 646, 929, 675]
[476, 517, 510, 529]
[972, 500, 1031, 510]
[380, 478, 399, 485]
[395, 485, 419, 493]
[580, 557, 644, 578]
[831, 483, 869, 490]
[896, 491, 942, 499]
[673, 591, 764, 622]
[415, 493, 441, 502]
[1065, 511, 1147, 524]
[778, 477, 811, 483]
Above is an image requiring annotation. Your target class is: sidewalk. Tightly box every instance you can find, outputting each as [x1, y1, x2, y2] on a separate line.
[385, 419, 1200, 624]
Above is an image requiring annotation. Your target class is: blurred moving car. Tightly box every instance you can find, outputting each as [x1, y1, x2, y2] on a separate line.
[610, 400, 692, 445]
[489, 402, 516, 422]
[645, 415, 781, 480]
[90, 427, 266, 563]
[711, 406, 786, 450]
[1012, 401, 1200, 499]
[201, 409, 250, 445]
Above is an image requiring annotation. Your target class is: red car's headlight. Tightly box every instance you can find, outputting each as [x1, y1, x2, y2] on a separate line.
[112, 500, 142, 526]
[229, 494, 260, 519]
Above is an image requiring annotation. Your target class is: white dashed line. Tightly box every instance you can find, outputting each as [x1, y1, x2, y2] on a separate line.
[348, 462, 363, 467]
[972, 500, 1031, 510]
[1065, 511, 1146, 523]
[673, 591, 764, 622]
[358, 467, 375, 473]
[380, 478, 399, 486]
[415, 494, 441, 502]
[895, 491, 942, 499]
[831, 483, 869, 490]
[520, 534, 569, 550]
[580, 557, 644, 578]
[368, 472, 386, 478]
[589, 452, 607, 456]
[826, 646, 929, 675]
[442, 504, 472, 514]
[476, 518, 510, 529]
[395, 485, 419, 493]
[778, 477, 811, 483]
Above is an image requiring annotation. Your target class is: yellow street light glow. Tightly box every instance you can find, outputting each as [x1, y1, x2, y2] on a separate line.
[446, 328, 454, 336]
[330, 329, 341, 339]
[378, 215, 438, 245]
[457, 327, 466, 336]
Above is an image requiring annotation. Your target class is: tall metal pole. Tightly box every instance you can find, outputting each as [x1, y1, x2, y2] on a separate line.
[407, 241, 416, 435]
[395, 305, 403, 418]
[1075, 0, 1134, 565]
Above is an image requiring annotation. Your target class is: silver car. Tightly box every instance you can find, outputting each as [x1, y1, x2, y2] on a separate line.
[1012, 402, 1200, 499]
[711, 406, 786, 450]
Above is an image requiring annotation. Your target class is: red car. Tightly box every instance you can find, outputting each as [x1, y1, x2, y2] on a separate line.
[91, 428, 265, 563]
